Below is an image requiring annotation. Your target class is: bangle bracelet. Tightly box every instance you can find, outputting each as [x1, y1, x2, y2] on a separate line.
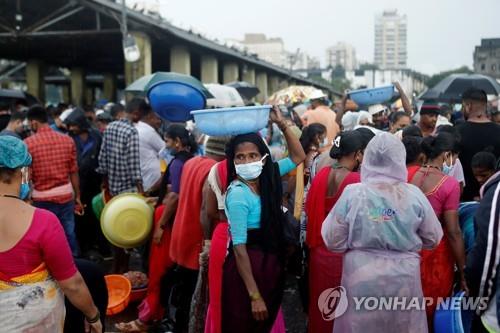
[85, 309, 100, 324]
[249, 291, 262, 302]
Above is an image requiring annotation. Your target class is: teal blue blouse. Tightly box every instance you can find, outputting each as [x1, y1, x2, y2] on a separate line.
[225, 158, 296, 245]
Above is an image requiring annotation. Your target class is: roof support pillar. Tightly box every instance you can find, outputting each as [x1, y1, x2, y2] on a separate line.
[61, 85, 70, 104]
[279, 78, 289, 90]
[200, 55, 218, 83]
[256, 72, 268, 104]
[125, 32, 152, 86]
[268, 75, 280, 97]
[170, 45, 191, 75]
[242, 67, 255, 85]
[103, 72, 117, 102]
[26, 59, 45, 102]
[223, 62, 239, 84]
[70, 67, 86, 106]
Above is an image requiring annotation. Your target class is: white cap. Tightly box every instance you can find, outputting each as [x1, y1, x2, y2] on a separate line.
[368, 104, 386, 115]
[309, 90, 327, 100]
[59, 108, 74, 122]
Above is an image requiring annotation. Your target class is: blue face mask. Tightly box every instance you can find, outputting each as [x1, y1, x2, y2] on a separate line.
[442, 154, 454, 175]
[235, 154, 268, 181]
[19, 183, 30, 200]
[167, 147, 177, 156]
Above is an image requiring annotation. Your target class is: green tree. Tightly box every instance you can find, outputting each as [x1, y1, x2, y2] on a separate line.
[331, 78, 351, 93]
[426, 66, 473, 89]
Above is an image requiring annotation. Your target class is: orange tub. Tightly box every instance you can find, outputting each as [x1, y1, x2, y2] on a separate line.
[105, 274, 131, 315]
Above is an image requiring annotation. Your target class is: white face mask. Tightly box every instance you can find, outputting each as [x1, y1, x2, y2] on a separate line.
[235, 154, 268, 181]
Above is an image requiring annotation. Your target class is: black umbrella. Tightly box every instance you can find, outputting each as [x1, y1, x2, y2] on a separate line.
[225, 81, 260, 100]
[419, 74, 500, 102]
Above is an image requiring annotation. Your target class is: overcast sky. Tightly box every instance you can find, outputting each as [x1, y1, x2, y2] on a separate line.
[136, 0, 499, 75]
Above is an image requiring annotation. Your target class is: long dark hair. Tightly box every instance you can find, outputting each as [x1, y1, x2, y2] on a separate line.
[421, 132, 455, 160]
[225, 133, 286, 253]
[300, 123, 326, 152]
[165, 124, 198, 153]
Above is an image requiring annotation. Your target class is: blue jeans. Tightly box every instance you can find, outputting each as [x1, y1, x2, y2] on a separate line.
[34, 200, 80, 257]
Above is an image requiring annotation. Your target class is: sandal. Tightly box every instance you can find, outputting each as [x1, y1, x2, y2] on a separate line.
[115, 319, 149, 333]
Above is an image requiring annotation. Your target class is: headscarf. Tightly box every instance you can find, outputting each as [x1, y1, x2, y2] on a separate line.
[361, 132, 407, 184]
[356, 111, 373, 126]
[0, 136, 32, 169]
[342, 111, 359, 131]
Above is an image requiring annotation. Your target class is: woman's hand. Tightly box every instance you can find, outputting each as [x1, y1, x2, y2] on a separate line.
[251, 298, 269, 321]
[85, 319, 103, 333]
[270, 105, 285, 127]
[153, 225, 164, 245]
[145, 197, 158, 205]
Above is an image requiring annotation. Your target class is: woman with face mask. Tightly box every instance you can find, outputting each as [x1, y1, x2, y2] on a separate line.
[222, 106, 305, 332]
[0, 136, 102, 333]
[304, 130, 367, 333]
[409, 132, 467, 329]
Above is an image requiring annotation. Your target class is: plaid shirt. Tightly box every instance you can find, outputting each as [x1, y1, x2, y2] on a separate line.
[24, 126, 78, 204]
[97, 119, 142, 196]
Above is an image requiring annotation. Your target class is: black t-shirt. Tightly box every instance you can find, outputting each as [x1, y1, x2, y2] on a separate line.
[457, 121, 500, 201]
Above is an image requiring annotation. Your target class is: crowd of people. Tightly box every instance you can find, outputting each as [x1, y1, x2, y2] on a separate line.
[0, 83, 500, 333]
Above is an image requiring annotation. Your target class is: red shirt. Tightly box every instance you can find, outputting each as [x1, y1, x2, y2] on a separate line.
[169, 156, 216, 270]
[25, 126, 78, 204]
[0, 209, 77, 281]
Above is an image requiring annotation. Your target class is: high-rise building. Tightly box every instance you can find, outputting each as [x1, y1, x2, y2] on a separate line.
[474, 38, 500, 79]
[325, 42, 358, 71]
[374, 10, 407, 69]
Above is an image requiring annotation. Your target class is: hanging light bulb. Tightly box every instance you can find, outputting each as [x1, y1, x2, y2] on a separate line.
[123, 34, 140, 62]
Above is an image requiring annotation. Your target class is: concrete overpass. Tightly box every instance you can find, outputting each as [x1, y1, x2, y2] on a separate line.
[0, 0, 337, 105]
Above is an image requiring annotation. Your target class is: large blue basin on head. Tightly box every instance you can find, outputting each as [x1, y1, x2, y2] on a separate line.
[348, 85, 394, 105]
[434, 292, 473, 333]
[147, 81, 206, 122]
[191, 105, 271, 136]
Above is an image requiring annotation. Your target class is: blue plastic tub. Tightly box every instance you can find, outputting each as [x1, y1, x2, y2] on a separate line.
[434, 292, 473, 333]
[191, 105, 271, 136]
[348, 85, 394, 105]
[147, 81, 206, 122]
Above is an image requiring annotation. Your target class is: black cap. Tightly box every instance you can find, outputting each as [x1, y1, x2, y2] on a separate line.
[355, 127, 376, 148]
[330, 130, 365, 159]
[462, 88, 487, 103]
